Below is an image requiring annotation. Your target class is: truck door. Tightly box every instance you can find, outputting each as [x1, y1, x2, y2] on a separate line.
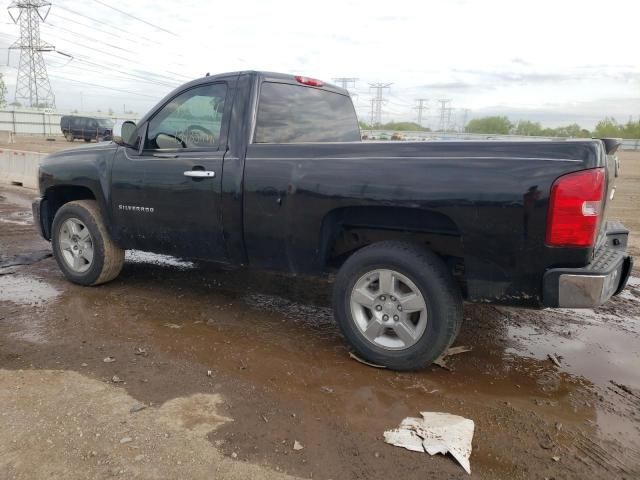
[110, 81, 231, 261]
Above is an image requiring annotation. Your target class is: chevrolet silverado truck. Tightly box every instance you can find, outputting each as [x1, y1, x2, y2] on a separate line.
[32, 71, 633, 370]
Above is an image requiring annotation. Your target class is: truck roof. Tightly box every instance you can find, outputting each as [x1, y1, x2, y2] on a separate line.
[179, 70, 348, 95]
[135, 71, 350, 128]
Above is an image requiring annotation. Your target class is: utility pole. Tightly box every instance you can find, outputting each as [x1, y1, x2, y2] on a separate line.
[332, 77, 358, 95]
[414, 99, 429, 127]
[437, 99, 452, 132]
[369, 98, 376, 128]
[446, 106, 455, 132]
[460, 108, 470, 132]
[8, 1, 56, 108]
[369, 83, 392, 127]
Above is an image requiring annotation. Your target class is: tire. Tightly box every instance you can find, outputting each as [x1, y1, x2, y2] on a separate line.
[332, 241, 462, 370]
[84, 138, 91, 143]
[51, 200, 125, 286]
[65, 133, 74, 142]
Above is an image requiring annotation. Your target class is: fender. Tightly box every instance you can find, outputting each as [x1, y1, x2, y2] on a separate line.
[39, 143, 119, 239]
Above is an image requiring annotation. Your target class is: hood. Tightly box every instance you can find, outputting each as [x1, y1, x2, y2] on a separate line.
[44, 141, 118, 161]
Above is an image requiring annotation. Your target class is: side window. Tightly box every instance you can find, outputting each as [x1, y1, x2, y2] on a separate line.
[145, 83, 226, 150]
[254, 82, 360, 143]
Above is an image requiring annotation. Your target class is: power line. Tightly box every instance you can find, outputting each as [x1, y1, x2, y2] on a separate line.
[48, 10, 199, 64]
[38, 26, 192, 83]
[50, 54, 182, 88]
[48, 74, 160, 99]
[40, 24, 190, 81]
[48, 60, 178, 90]
[386, 95, 414, 108]
[53, 5, 136, 37]
[66, 49, 187, 85]
[48, 11, 141, 42]
[90, 0, 177, 36]
[40, 26, 167, 72]
[43, 21, 130, 54]
[48, 11, 189, 61]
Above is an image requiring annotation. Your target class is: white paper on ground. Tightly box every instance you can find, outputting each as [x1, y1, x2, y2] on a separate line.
[383, 411, 475, 474]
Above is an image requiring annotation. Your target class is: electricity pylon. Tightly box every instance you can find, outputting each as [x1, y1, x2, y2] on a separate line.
[8, 1, 56, 108]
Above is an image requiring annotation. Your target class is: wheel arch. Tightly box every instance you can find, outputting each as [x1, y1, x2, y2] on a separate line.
[40, 185, 100, 240]
[318, 206, 466, 292]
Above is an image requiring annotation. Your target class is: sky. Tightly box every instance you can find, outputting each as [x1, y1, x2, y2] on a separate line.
[0, 0, 638, 129]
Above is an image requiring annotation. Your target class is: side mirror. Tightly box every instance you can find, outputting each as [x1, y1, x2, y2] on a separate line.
[113, 120, 137, 146]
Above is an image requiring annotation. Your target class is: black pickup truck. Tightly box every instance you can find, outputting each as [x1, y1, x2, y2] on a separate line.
[32, 71, 633, 370]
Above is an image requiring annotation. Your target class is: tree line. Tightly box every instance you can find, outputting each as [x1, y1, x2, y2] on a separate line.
[359, 121, 430, 132]
[359, 116, 640, 139]
[464, 116, 640, 139]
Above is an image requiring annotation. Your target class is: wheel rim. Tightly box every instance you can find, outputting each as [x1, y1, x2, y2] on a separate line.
[58, 218, 94, 273]
[349, 269, 428, 351]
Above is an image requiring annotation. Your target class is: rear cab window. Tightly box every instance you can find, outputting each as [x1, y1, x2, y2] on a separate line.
[254, 82, 360, 143]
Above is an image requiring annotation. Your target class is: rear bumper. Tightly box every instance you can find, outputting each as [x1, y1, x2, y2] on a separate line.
[543, 221, 633, 308]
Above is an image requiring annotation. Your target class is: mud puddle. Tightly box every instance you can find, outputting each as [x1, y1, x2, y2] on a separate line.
[499, 280, 640, 391]
[17, 260, 633, 478]
[0, 273, 59, 305]
[0, 250, 52, 268]
[0, 209, 33, 226]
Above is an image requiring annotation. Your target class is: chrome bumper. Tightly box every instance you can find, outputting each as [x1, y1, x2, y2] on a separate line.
[543, 221, 633, 308]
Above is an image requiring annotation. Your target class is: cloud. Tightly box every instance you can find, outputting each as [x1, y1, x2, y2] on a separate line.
[0, 0, 637, 127]
[420, 82, 477, 90]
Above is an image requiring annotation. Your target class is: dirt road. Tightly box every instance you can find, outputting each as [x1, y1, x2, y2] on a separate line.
[1, 152, 639, 479]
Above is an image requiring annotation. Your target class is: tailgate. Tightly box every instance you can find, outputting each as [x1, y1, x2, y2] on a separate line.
[595, 139, 622, 250]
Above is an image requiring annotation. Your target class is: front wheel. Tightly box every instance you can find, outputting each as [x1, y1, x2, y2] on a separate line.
[333, 241, 463, 370]
[51, 200, 124, 286]
[65, 133, 74, 142]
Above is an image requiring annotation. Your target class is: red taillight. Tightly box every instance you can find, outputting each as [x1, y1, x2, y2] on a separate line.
[545, 167, 605, 247]
[295, 75, 324, 87]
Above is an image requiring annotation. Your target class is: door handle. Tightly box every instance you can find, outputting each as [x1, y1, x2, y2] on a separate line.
[184, 170, 215, 178]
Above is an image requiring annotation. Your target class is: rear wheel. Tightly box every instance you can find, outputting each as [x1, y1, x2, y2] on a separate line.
[51, 200, 124, 286]
[333, 241, 462, 370]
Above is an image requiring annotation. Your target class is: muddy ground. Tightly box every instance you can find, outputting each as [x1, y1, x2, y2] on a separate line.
[1, 149, 639, 479]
